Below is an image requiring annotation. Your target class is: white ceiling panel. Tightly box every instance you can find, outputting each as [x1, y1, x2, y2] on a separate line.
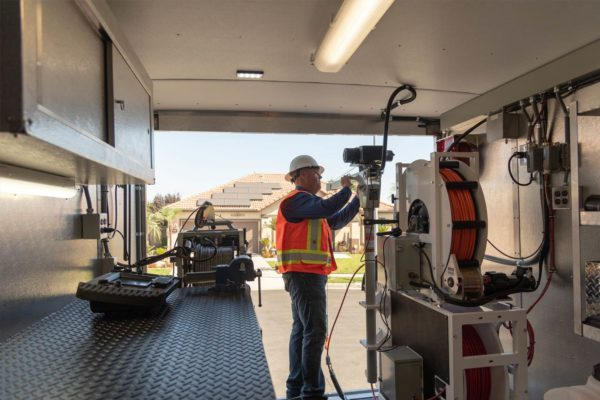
[154, 80, 475, 116]
[107, 0, 600, 124]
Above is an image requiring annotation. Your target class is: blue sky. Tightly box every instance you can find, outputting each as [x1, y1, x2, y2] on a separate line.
[148, 132, 434, 203]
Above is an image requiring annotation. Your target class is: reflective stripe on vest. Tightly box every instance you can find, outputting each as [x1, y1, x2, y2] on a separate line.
[306, 219, 322, 251]
[276, 249, 332, 265]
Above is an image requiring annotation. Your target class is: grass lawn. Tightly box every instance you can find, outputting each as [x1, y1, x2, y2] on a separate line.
[266, 253, 364, 275]
[328, 276, 363, 284]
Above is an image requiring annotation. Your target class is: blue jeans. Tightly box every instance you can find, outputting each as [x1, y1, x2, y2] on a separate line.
[283, 272, 328, 400]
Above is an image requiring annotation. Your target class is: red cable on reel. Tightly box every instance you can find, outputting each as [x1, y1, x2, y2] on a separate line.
[440, 168, 491, 399]
[439, 168, 477, 261]
[463, 325, 492, 399]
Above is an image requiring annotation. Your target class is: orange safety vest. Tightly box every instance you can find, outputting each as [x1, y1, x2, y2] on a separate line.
[276, 190, 337, 275]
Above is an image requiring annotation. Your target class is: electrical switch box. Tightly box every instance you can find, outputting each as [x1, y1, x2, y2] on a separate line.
[81, 213, 108, 239]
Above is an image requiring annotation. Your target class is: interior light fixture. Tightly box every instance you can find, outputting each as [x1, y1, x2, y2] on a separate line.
[0, 164, 78, 199]
[313, 0, 395, 73]
[236, 70, 264, 79]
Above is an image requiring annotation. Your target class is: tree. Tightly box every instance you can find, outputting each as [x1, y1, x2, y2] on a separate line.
[148, 193, 181, 214]
[146, 193, 181, 254]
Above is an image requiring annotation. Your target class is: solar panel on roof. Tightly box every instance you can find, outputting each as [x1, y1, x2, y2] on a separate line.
[210, 198, 252, 207]
[211, 193, 263, 201]
[223, 187, 273, 195]
[234, 182, 282, 189]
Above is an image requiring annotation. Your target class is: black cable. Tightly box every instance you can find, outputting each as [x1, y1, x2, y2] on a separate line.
[326, 355, 346, 400]
[127, 186, 132, 267]
[417, 245, 538, 307]
[540, 93, 549, 143]
[110, 228, 131, 269]
[555, 88, 571, 162]
[110, 186, 118, 239]
[376, 236, 394, 352]
[122, 185, 130, 264]
[502, 71, 600, 116]
[521, 100, 535, 144]
[179, 207, 201, 235]
[81, 185, 94, 214]
[100, 185, 109, 215]
[381, 84, 417, 172]
[486, 238, 543, 261]
[439, 252, 451, 287]
[326, 263, 365, 400]
[101, 238, 111, 257]
[508, 153, 534, 186]
[534, 176, 551, 291]
[446, 117, 487, 152]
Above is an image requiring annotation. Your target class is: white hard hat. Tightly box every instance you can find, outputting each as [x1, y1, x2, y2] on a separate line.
[285, 155, 324, 182]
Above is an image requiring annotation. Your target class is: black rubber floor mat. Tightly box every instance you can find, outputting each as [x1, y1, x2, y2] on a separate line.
[0, 288, 275, 400]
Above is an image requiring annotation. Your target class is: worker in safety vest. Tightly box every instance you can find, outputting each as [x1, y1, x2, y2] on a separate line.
[277, 155, 360, 400]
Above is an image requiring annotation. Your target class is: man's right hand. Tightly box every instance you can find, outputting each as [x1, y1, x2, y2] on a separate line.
[340, 176, 352, 188]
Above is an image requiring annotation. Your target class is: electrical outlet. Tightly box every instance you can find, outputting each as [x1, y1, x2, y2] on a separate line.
[81, 213, 108, 239]
[552, 186, 570, 210]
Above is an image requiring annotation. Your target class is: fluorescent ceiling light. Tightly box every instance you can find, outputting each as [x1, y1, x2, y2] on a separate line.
[314, 0, 395, 73]
[236, 70, 264, 79]
[0, 164, 77, 199]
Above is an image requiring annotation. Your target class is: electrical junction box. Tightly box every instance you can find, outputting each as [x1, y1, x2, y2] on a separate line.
[527, 145, 544, 173]
[486, 111, 522, 141]
[379, 346, 423, 400]
[526, 143, 568, 173]
[81, 213, 108, 239]
[376, 234, 421, 292]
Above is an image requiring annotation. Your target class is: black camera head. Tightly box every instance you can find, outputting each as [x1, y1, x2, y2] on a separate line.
[343, 145, 394, 166]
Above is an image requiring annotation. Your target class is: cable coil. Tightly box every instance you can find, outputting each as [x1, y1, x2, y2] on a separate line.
[439, 168, 477, 261]
[463, 325, 492, 399]
[440, 168, 491, 400]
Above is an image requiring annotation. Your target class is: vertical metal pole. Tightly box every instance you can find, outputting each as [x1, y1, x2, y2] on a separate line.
[569, 102, 583, 335]
[364, 205, 377, 383]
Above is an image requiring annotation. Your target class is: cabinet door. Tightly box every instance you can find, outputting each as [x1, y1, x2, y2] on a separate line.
[37, 0, 106, 142]
[112, 45, 154, 170]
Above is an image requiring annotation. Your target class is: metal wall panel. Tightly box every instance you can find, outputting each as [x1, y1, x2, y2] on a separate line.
[0, 184, 136, 342]
[479, 138, 520, 275]
[0, 192, 97, 341]
[478, 99, 600, 398]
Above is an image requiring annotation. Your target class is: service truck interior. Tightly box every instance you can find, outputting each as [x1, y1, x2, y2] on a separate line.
[2, 1, 600, 399]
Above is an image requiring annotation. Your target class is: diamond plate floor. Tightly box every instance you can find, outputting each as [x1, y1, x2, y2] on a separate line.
[0, 288, 275, 400]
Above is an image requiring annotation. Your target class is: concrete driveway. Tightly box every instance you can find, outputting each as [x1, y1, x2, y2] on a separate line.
[248, 256, 370, 399]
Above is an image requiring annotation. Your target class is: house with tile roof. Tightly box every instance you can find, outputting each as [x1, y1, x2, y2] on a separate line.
[165, 173, 394, 254]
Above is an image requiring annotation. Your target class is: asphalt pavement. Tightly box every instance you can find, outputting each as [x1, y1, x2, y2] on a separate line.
[248, 256, 370, 399]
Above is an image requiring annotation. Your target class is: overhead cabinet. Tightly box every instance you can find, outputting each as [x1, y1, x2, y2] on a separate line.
[0, 0, 154, 185]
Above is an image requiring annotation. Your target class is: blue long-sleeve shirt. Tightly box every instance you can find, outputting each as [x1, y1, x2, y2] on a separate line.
[281, 186, 360, 230]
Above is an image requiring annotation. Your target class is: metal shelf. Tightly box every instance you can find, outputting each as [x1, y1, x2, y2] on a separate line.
[580, 211, 600, 226]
